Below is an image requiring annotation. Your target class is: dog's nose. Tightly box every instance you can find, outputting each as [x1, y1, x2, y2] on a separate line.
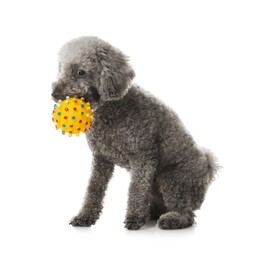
[51, 90, 62, 100]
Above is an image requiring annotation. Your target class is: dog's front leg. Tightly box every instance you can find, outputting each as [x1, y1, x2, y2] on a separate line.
[70, 154, 114, 227]
[125, 156, 157, 230]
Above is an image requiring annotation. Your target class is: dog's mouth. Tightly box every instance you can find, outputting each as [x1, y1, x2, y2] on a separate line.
[83, 86, 100, 103]
[69, 87, 100, 104]
[51, 86, 100, 104]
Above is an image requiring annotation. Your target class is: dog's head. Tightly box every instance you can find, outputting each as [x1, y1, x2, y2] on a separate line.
[51, 36, 135, 108]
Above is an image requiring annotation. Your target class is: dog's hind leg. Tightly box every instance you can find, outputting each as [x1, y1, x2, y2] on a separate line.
[156, 151, 217, 230]
[158, 187, 196, 229]
[156, 165, 199, 229]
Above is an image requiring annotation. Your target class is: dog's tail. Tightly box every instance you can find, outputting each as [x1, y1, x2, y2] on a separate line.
[202, 149, 220, 184]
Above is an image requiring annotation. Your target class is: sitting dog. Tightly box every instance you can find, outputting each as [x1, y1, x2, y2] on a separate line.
[52, 36, 218, 230]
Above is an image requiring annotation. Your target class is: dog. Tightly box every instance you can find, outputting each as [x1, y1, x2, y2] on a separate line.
[51, 36, 219, 230]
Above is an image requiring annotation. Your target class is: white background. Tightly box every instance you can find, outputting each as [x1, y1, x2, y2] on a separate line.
[0, 0, 266, 259]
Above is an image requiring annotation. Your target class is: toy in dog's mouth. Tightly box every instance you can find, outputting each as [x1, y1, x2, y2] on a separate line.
[52, 97, 93, 136]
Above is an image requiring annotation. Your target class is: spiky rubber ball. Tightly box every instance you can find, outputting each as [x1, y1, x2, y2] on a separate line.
[52, 97, 93, 136]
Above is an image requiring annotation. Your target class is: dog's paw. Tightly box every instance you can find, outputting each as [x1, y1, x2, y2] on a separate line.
[158, 211, 195, 230]
[69, 213, 96, 227]
[124, 215, 146, 230]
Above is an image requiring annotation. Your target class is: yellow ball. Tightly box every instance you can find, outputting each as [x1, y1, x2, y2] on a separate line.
[52, 97, 93, 136]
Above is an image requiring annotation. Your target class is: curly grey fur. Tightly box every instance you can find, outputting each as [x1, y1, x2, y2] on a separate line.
[52, 36, 219, 230]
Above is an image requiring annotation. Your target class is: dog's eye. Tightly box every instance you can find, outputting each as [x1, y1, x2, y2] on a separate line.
[77, 69, 86, 76]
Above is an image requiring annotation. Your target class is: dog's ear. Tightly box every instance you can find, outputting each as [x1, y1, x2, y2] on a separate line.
[97, 47, 135, 101]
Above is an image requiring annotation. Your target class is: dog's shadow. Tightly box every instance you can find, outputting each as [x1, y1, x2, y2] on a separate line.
[135, 220, 196, 233]
[142, 220, 157, 230]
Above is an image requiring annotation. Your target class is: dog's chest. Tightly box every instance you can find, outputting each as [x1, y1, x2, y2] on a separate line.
[86, 117, 133, 167]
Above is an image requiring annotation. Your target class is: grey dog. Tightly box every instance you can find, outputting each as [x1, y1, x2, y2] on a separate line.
[51, 36, 219, 230]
